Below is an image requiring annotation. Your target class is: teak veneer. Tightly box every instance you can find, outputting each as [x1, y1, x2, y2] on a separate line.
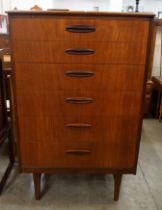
[7, 11, 155, 200]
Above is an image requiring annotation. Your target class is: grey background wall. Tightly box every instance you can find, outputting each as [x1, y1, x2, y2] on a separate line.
[152, 29, 161, 76]
[1, 0, 162, 15]
[0, 0, 11, 14]
[123, 0, 162, 15]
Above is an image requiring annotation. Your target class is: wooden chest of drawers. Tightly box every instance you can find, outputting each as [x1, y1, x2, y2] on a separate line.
[8, 11, 154, 200]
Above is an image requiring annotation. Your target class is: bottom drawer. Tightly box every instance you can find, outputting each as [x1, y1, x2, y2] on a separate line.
[20, 137, 136, 170]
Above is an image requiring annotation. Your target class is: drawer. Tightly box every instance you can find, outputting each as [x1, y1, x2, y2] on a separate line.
[0, 34, 9, 48]
[14, 63, 145, 92]
[11, 17, 149, 43]
[15, 90, 142, 117]
[13, 41, 147, 65]
[19, 117, 138, 169]
[17, 116, 139, 143]
[20, 140, 101, 168]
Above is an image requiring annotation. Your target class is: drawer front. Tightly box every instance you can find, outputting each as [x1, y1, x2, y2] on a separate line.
[11, 17, 149, 43]
[19, 117, 139, 169]
[13, 41, 147, 65]
[15, 90, 142, 117]
[14, 63, 145, 92]
[17, 116, 139, 144]
[0, 35, 9, 48]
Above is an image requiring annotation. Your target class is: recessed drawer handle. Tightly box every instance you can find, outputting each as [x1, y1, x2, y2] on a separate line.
[65, 49, 95, 55]
[65, 71, 95, 77]
[65, 123, 92, 128]
[65, 97, 94, 104]
[66, 25, 96, 33]
[65, 150, 91, 155]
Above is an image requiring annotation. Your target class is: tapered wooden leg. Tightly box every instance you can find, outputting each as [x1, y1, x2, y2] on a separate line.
[33, 173, 41, 200]
[114, 174, 123, 201]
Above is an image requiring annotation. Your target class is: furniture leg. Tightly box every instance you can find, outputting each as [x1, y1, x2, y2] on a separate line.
[0, 161, 14, 194]
[156, 89, 162, 118]
[114, 174, 123, 201]
[33, 173, 41, 200]
[159, 99, 162, 121]
[7, 123, 15, 163]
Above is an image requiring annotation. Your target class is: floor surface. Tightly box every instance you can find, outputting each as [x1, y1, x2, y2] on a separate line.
[0, 119, 162, 210]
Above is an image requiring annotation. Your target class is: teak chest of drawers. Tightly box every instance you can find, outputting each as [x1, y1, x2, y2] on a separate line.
[8, 11, 154, 200]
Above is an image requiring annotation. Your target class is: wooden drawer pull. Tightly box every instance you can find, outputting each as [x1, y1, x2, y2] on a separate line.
[66, 25, 96, 33]
[65, 97, 94, 104]
[65, 49, 95, 55]
[65, 71, 95, 77]
[65, 150, 91, 155]
[65, 123, 92, 128]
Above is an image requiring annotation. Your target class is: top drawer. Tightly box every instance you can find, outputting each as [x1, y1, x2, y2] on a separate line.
[11, 17, 149, 43]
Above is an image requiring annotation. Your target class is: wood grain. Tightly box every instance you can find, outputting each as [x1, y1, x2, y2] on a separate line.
[19, 117, 138, 169]
[10, 15, 150, 170]
[12, 41, 147, 65]
[11, 18, 149, 43]
[8, 11, 154, 200]
[14, 63, 145, 92]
